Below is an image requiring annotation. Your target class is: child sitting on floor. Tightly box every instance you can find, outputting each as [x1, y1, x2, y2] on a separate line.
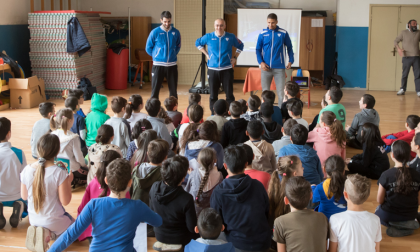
[262, 90, 282, 125]
[311, 155, 347, 220]
[281, 81, 303, 122]
[220, 101, 249, 148]
[260, 102, 283, 144]
[329, 174, 381, 252]
[67, 89, 86, 118]
[176, 105, 204, 150]
[164, 96, 183, 128]
[184, 208, 235, 252]
[126, 119, 153, 162]
[105, 96, 131, 158]
[206, 99, 228, 133]
[85, 93, 110, 147]
[382, 114, 420, 159]
[243, 95, 261, 121]
[87, 125, 122, 184]
[0, 117, 28, 229]
[316, 86, 346, 128]
[376, 140, 420, 237]
[49, 159, 162, 252]
[130, 130, 158, 166]
[124, 94, 147, 130]
[410, 133, 420, 172]
[22, 134, 74, 251]
[158, 106, 176, 134]
[272, 119, 297, 157]
[286, 99, 308, 130]
[273, 177, 329, 252]
[65, 96, 88, 156]
[237, 99, 248, 118]
[181, 93, 202, 124]
[146, 98, 172, 147]
[238, 144, 271, 190]
[31, 102, 55, 159]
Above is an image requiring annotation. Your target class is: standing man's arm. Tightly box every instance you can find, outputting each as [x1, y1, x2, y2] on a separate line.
[146, 30, 155, 56]
[284, 32, 294, 70]
[175, 31, 181, 55]
[195, 35, 210, 59]
[231, 37, 244, 66]
[256, 34, 269, 71]
[394, 32, 405, 57]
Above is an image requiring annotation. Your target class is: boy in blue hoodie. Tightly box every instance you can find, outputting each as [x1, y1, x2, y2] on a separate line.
[279, 124, 324, 185]
[210, 145, 271, 252]
[185, 208, 235, 252]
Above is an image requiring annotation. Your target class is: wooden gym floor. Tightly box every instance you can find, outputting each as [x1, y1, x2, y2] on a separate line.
[0, 83, 420, 251]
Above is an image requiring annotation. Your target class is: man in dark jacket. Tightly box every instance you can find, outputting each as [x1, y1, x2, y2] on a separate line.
[210, 146, 271, 252]
[260, 102, 282, 144]
[220, 101, 249, 148]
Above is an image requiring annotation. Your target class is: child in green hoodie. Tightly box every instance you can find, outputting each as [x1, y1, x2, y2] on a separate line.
[85, 93, 110, 147]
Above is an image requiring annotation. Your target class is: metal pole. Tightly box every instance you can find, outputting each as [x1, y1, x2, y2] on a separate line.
[200, 0, 206, 91]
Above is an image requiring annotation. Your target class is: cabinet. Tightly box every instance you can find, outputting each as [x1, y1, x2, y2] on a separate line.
[299, 17, 325, 71]
[130, 17, 152, 65]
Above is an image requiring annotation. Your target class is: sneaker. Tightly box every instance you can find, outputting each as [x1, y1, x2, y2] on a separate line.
[417, 92, 420, 97]
[10, 201, 24, 228]
[389, 220, 419, 230]
[153, 241, 183, 252]
[386, 226, 414, 237]
[397, 89, 405, 95]
[35, 226, 55, 252]
[0, 202, 6, 229]
[25, 226, 37, 252]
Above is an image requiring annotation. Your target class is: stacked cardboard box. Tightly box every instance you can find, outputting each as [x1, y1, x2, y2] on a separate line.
[28, 11, 108, 99]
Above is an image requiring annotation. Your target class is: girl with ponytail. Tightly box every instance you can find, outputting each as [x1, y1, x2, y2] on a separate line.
[21, 134, 74, 249]
[268, 155, 303, 226]
[410, 133, 420, 172]
[311, 155, 347, 220]
[124, 94, 146, 129]
[184, 147, 223, 216]
[307, 111, 346, 165]
[126, 119, 153, 161]
[376, 140, 420, 236]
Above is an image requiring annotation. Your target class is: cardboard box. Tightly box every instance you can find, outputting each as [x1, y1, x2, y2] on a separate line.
[9, 76, 46, 109]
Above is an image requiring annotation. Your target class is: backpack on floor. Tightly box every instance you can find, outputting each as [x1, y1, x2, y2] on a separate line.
[77, 77, 97, 101]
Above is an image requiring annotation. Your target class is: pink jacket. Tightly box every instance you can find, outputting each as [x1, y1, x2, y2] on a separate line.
[77, 177, 131, 241]
[307, 127, 346, 166]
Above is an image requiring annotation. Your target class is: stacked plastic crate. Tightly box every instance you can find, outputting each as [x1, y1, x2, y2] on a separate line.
[28, 11, 108, 99]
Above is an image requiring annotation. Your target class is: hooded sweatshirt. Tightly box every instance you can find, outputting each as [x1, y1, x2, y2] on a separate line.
[220, 118, 249, 148]
[185, 239, 235, 252]
[87, 143, 121, 184]
[244, 140, 277, 173]
[147, 116, 173, 147]
[210, 174, 271, 251]
[85, 93, 110, 146]
[104, 117, 131, 158]
[51, 129, 87, 172]
[131, 163, 161, 206]
[307, 127, 346, 166]
[149, 181, 199, 245]
[262, 121, 283, 144]
[347, 108, 380, 143]
[279, 144, 323, 184]
[184, 140, 226, 177]
[272, 135, 292, 157]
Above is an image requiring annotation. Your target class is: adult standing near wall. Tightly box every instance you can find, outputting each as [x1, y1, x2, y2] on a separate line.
[395, 19, 420, 97]
[256, 13, 294, 106]
[195, 19, 244, 115]
[146, 11, 181, 100]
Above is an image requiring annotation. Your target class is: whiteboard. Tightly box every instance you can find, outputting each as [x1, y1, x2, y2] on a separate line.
[237, 9, 302, 67]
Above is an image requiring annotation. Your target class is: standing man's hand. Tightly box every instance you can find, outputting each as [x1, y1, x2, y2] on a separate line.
[398, 48, 405, 57]
[230, 58, 236, 67]
[260, 62, 269, 71]
[286, 62, 292, 70]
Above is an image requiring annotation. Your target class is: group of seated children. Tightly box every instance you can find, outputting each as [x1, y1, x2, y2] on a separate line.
[1, 81, 420, 252]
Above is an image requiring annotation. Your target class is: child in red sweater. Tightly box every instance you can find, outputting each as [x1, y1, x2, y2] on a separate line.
[180, 93, 204, 125]
[382, 115, 420, 159]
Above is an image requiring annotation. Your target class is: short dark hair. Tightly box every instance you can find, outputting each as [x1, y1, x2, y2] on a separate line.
[111, 96, 127, 113]
[261, 90, 276, 104]
[213, 99, 227, 116]
[106, 159, 132, 194]
[68, 89, 84, 100]
[223, 145, 247, 174]
[329, 86, 343, 103]
[148, 139, 169, 164]
[189, 93, 201, 105]
[161, 11, 172, 20]
[161, 155, 189, 187]
[238, 99, 248, 113]
[247, 120, 264, 139]
[164, 96, 178, 111]
[283, 119, 298, 136]
[96, 124, 114, 144]
[260, 102, 274, 118]
[38, 102, 56, 118]
[145, 98, 161, 117]
[238, 143, 253, 165]
[406, 115, 420, 130]
[267, 13, 278, 20]
[229, 101, 243, 118]
[290, 124, 308, 145]
[197, 208, 223, 240]
[0, 117, 11, 141]
[285, 176, 312, 210]
[286, 100, 302, 116]
[248, 95, 261, 111]
[64, 97, 79, 111]
[362, 94, 375, 109]
[285, 81, 300, 97]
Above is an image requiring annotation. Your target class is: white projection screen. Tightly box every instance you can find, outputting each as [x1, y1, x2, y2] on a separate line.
[237, 9, 302, 67]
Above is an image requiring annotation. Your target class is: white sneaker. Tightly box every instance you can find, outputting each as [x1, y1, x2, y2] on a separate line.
[417, 92, 420, 97]
[9, 201, 24, 228]
[35, 226, 55, 252]
[25, 226, 36, 252]
[397, 89, 405, 95]
[153, 241, 182, 251]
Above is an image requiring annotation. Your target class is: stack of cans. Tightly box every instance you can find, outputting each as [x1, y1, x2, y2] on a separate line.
[28, 11, 107, 99]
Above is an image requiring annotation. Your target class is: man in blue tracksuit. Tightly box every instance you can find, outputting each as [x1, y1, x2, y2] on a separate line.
[256, 13, 294, 108]
[195, 19, 244, 115]
[146, 11, 181, 100]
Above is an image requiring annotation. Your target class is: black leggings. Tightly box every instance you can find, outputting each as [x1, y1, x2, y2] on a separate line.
[375, 206, 415, 227]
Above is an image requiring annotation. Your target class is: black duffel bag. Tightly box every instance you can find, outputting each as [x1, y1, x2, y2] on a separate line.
[77, 77, 97, 101]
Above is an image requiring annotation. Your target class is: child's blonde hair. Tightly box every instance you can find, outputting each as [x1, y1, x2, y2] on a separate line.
[50, 108, 73, 134]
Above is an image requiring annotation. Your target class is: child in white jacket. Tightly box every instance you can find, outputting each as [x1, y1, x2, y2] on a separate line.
[51, 108, 88, 187]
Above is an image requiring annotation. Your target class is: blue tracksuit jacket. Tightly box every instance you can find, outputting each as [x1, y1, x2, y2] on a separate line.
[256, 26, 294, 69]
[146, 26, 181, 66]
[195, 32, 244, 70]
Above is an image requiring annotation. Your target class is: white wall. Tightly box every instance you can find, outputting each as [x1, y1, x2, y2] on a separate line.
[337, 0, 420, 27]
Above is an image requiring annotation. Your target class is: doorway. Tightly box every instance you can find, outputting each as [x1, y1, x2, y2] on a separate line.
[367, 5, 420, 91]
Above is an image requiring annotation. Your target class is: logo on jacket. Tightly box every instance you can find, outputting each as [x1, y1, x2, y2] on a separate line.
[226, 38, 229, 41]
[278, 34, 280, 37]
[172, 32, 175, 35]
